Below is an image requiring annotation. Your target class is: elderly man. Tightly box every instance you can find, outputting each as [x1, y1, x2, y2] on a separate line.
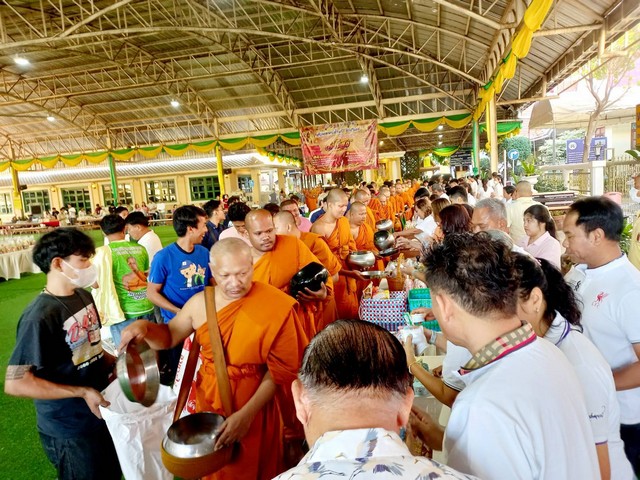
[120, 239, 307, 480]
[346, 201, 384, 270]
[280, 199, 312, 233]
[425, 233, 599, 479]
[274, 319, 474, 479]
[564, 197, 640, 472]
[311, 189, 362, 319]
[507, 180, 543, 244]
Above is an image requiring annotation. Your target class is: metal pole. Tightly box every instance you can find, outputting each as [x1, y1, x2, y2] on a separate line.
[215, 145, 226, 197]
[486, 94, 499, 175]
[472, 119, 480, 173]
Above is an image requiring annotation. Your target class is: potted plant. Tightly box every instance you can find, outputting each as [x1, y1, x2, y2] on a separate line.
[520, 155, 539, 186]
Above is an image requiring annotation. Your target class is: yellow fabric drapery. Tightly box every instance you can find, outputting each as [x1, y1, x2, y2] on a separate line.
[473, 0, 553, 120]
[378, 113, 472, 136]
[0, 134, 303, 172]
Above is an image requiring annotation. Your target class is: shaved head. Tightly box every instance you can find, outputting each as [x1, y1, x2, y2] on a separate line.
[273, 210, 298, 236]
[245, 209, 277, 252]
[209, 238, 253, 300]
[354, 189, 371, 205]
[347, 201, 367, 227]
[515, 181, 533, 197]
[327, 188, 348, 204]
[210, 237, 252, 265]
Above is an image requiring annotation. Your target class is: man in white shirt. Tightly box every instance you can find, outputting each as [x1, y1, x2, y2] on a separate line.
[125, 212, 162, 264]
[426, 232, 599, 479]
[67, 204, 77, 225]
[564, 196, 640, 473]
[507, 180, 544, 244]
[275, 319, 474, 480]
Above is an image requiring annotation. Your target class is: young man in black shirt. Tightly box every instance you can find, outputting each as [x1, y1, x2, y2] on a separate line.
[4, 228, 121, 480]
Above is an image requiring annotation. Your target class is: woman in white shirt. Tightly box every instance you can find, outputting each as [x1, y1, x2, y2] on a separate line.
[515, 254, 634, 480]
[517, 204, 562, 268]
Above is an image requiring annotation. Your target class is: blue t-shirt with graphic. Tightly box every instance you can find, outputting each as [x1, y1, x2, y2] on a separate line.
[148, 243, 211, 322]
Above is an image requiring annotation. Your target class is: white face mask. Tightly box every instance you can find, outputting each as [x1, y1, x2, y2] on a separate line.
[62, 260, 98, 288]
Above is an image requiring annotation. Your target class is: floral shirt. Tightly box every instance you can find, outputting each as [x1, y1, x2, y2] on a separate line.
[273, 428, 477, 479]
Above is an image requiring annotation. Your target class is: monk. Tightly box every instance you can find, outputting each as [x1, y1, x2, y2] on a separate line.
[273, 211, 340, 330]
[311, 189, 363, 319]
[245, 209, 331, 339]
[353, 189, 377, 231]
[120, 238, 306, 480]
[368, 191, 384, 221]
[378, 190, 395, 221]
[347, 201, 384, 273]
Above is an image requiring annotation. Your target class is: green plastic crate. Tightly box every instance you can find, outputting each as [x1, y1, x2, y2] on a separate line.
[408, 288, 432, 311]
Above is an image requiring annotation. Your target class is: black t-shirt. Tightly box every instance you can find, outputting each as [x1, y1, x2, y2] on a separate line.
[9, 289, 111, 437]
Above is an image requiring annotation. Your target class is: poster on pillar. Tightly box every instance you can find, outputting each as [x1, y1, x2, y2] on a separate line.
[300, 120, 378, 174]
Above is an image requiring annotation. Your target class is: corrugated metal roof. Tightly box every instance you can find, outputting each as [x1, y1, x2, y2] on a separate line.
[0, 0, 635, 161]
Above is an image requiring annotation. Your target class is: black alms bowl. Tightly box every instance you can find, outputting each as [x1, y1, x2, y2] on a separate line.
[290, 262, 329, 297]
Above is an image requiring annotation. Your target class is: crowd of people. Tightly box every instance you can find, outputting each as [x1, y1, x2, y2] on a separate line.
[4, 172, 640, 480]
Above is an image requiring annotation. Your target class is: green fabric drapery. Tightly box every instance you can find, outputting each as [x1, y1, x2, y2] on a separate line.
[1, 113, 476, 173]
[479, 121, 522, 137]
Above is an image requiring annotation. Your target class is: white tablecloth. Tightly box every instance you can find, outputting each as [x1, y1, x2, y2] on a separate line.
[0, 249, 41, 280]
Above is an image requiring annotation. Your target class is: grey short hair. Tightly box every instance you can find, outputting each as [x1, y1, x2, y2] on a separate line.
[476, 198, 507, 220]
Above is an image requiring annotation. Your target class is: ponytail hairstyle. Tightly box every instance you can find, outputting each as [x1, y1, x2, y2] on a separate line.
[513, 253, 582, 331]
[524, 204, 556, 238]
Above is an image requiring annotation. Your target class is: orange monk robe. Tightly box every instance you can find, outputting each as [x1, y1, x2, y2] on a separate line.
[402, 191, 414, 208]
[354, 223, 385, 272]
[323, 216, 359, 319]
[195, 282, 307, 480]
[365, 206, 377, 231]
[299, 231, 341, 330]
[252, 234, 333, 340]
[379, 202, 394, 221]
[369, 197, 384, 221]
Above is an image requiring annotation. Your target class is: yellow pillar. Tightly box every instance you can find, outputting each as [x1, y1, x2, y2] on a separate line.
[215, 145, 226, 197]
[486, 94, 499, 174]
[10, 165, 23, 217]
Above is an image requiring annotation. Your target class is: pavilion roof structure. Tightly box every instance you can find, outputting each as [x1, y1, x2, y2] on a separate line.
[0, 0, 637, 166]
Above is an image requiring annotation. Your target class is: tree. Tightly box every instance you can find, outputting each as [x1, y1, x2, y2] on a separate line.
[582, 28, 640, 161]
[499, 136, 532, 165]
[400, 151, 422, 180]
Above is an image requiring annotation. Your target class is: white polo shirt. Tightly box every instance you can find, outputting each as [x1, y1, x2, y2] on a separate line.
[445, 337, 599, 480]
[546, 313, 633, 479]
[565, 255, 640, 424]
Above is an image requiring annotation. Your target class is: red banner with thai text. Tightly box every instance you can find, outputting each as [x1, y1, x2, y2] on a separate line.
[301, 120, 378, 174]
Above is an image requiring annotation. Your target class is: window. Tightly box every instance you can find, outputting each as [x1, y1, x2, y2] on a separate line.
[102, 184, 133, 207]
[0, 193, 13, 214]
[22, 190, 51, 214]
[189, 176, 220, 201]
[145, 179, 176, 203]
[62, 187, 91, 213]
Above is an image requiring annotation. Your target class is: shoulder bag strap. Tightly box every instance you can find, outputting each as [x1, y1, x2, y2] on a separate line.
[204, 285, 234, 417]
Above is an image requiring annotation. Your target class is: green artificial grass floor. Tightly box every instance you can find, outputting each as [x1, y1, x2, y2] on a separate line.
[0, 226, 177, 479]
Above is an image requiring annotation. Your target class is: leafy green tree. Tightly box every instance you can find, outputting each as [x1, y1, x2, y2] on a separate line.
[400, 151, 422, 179]
[499, 136, 532, 166]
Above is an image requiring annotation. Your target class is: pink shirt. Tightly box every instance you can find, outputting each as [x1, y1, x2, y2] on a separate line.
[517, 231, 562, 269]
[298, 216, 312, 233]
[219, 226, 252, 246]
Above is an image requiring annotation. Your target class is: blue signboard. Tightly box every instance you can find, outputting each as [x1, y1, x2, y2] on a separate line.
[566, 137, 607, 163]
[508, 149, 519, 161]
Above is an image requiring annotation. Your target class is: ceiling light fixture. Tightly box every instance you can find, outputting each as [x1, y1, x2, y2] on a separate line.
[14, 55, 29, 66]
[438, 134, 443, 138]
[438, 141, 442, 145]
[379, 140, 384, 146]
[170, 99, 180, 108]
[46, 115, 55, 122]
[437, 125, 443, 130]
[360, 74, 369, 83]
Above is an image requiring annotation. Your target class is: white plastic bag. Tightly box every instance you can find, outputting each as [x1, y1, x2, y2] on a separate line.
[100, 381, 177, 480]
